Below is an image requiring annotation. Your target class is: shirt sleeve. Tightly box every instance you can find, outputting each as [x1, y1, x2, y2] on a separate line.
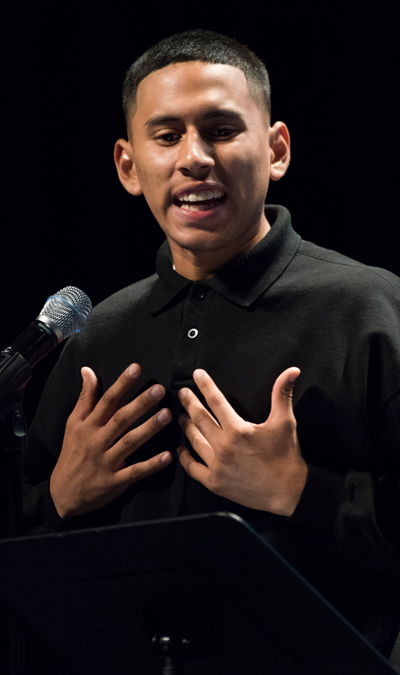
[290, 371, 400, 574]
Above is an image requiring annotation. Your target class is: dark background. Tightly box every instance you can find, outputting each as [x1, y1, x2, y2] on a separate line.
[2, 2, 400, 671]
[4, 1, 400, 424]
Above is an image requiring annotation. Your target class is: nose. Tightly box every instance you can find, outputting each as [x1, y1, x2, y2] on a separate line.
[175, 130, 215, 176]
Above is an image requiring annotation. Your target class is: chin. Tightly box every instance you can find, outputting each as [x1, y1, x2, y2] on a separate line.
[172, 232, 229, 252]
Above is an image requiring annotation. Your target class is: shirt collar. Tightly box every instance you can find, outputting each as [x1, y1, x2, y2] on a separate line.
[148, 205, 301, 313]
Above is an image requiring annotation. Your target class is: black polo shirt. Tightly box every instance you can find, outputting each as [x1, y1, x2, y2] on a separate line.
[25, 205, 400, 652]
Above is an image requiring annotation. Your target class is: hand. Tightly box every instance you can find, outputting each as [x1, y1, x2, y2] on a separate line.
[177, 367, 307, 516]
[50, 364, 172, 518]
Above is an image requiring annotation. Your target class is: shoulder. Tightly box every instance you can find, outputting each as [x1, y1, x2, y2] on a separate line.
[82, 274, 157, 331]
[91, 273, 158, 320]
[62, 273, 158, 357]
[295, 239, 400, 303]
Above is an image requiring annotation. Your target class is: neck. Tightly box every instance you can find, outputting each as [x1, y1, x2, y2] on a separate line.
[170, 217, 271, 281]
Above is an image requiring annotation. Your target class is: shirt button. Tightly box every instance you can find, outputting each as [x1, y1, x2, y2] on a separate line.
[194, 285, 208, 300]
[187, 328, 198, 339]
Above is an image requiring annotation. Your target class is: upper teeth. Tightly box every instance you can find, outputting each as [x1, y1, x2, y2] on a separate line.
[178, 191, 224, 202]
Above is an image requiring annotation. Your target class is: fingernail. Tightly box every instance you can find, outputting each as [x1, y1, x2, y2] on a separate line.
[193, 369, 205, 379]
[150, 384, 164, 398]
[157, 409, 170, 424]
[127, 364, 140, 378]
[160, 452, 172, 464]
[178, 388, 189, 399]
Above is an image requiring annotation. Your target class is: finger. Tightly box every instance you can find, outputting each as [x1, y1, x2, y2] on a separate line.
[179, 414, 214, 464]
[91, 363, 141, 425]
[193, 368, 240, 427]
[73, 367, 101, 421]
[107, 408, 172, 463]
[270, 367, 300, 421]
[113, 450, 173, 487]
[104, 383, 168, 445]
[178, 386, 222, 442]
[177, 446, 210, 485]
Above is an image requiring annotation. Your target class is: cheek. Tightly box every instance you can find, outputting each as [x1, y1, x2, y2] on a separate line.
[136, 169, 165, 208]
[225, 150, 270, 195]
[136, 150, 175, 202]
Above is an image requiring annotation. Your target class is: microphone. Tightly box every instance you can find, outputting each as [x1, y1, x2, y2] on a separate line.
[0, 286, 92, 409]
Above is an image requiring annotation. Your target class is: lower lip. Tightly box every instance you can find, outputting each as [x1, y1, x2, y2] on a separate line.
[171, 198, 227, 223]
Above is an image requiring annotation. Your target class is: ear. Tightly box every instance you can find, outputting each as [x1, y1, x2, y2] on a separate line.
[114, 139, 143, 196]
[269, 122, 291, 182]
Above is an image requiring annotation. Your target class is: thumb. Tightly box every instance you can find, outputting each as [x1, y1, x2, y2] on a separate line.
[270, 367, 300, 420]
[74, 367, 101, 420]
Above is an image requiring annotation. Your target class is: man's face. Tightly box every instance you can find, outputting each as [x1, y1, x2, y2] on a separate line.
[117, 61, 288, 262]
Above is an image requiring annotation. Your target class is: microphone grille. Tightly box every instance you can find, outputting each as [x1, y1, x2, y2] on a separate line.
[38, 286, 93, 339]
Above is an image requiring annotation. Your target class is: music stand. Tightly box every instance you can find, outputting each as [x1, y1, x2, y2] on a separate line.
[0, 512, 396, 674]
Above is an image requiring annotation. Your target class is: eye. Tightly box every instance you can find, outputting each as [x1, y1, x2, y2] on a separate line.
[210, 127, 238, 140]
[155, 132, 181, 144]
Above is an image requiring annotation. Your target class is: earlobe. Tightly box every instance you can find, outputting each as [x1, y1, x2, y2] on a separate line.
[269, 122, 291, 182]
[114, 139, 143, 196]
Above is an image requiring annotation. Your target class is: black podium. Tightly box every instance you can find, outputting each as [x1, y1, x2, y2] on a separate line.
[0, 512, 396, 674]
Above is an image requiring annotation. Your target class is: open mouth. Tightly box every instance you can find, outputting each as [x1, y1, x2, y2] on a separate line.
[174, 190, 227, 212]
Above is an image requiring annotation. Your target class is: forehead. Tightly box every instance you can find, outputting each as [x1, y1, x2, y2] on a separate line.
[131, 61, 264, 130]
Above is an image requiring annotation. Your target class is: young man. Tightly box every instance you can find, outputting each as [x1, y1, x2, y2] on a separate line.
[24, 30, 400, 657]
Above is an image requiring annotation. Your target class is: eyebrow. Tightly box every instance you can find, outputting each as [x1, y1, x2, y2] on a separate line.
[144, 108, 245, 128]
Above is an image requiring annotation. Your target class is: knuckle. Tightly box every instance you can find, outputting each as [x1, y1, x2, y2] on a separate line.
[192, 412, 205, 429]
[191, 429, 202, 447]
[208, 394, 222, 410]
[113, 408, 126, 426]
[229, 423, 252, 446]
[122, 430, 136, 450]
[65, 415, 75, 431]
[102, 388, 115, 406]
[207, 471, 223, 495]
[280, 418, 295, 434]
[218, 444, 233, 460]
[130, 464, 142, 482]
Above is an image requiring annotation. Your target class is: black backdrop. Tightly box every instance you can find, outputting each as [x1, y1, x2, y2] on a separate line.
[2, 1, 400, 672]
[4, 1, 400, 424]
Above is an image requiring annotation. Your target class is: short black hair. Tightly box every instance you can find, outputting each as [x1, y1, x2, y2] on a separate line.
[122, 30, 271, 129]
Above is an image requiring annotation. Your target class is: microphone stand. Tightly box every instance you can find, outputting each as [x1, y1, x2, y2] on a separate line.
[0, 386, 30, 675]
[0, 393, 26, 538]
[0, 346, 32, 538]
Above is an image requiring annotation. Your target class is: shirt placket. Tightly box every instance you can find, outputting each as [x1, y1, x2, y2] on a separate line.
[169, 282, 215, 516]
[170, 282, 215, 400]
